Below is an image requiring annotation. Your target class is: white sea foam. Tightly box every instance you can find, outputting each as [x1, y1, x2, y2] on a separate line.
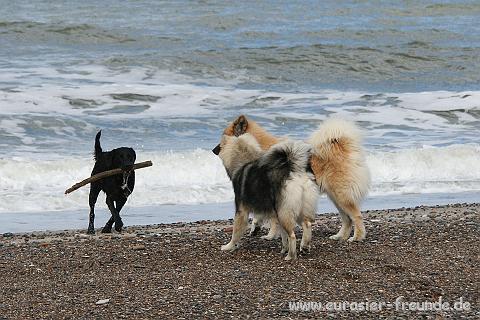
[367, 144, 480, 195]
[1, 145, 480, 213]
[2, 66, 480, 125]
[0, 66, 261, 117]
[2, 65, 480, 213]
[2, 66, 480, 157]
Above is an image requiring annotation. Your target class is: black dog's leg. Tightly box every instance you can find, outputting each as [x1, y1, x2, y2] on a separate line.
[101, 217, 114, 233]
[114, 198, 127, 232]
[106, 196, 123, 232]
[87, 185, 101, 234]
[116, 198, 127, 214]
[102, 198, 127, 233]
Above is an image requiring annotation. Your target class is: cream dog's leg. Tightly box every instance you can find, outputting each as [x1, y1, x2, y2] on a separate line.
[329, 209, 352, 241]
[261, 216, 280, 240]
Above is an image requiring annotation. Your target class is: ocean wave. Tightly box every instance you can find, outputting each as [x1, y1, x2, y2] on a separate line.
[0, 21, 135, 44]
[2, 66, 480, 119]
[1, 65, 480, 156]
[1, 145, 480, 213]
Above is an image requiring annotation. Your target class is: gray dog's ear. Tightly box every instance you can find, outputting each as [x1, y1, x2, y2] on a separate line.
[233, 115, 248, 136]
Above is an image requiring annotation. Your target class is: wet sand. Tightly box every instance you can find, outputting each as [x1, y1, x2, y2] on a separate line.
[0, 203, 478, 319]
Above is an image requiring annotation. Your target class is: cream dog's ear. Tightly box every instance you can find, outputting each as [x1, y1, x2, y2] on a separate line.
[232, 115, 248, 136]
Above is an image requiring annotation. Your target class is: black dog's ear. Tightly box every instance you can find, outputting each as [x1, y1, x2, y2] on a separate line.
[233, 115, 248, 136]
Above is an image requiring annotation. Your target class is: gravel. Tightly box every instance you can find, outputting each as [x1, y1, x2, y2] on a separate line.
[0, 203, 478, 319]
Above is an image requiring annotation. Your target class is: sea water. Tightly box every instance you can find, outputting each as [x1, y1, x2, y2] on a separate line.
[1, 0, 479, 232]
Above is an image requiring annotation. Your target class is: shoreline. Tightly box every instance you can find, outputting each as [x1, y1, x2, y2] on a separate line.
[1, 201, 479, 240]
[2, 190, 480, 234]
[0, 203, 479, 319]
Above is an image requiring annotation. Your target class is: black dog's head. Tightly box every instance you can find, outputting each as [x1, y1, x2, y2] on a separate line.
[111, 147, 136, 172]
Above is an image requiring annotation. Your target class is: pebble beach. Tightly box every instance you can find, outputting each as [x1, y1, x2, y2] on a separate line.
[0, 203, 478, 319]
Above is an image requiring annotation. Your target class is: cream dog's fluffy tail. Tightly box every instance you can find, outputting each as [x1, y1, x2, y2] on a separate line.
[308, 118, 370, 203]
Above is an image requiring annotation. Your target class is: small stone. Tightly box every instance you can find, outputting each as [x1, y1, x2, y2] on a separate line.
[2, 232, 13, 238]
[224, 226, 234, 233]
[96, 299, 110, 305]
[131, 244, 145, 250]
[212, 294, 221, 299]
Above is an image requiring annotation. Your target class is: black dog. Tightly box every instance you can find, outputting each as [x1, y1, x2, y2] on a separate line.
[87, 130, 136, 234]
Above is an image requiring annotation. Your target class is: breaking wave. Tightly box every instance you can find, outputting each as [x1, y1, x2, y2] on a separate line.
[1, 144, 480, 213]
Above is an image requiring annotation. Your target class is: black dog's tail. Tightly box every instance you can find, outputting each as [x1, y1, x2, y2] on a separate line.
[94, 130, 102, 161]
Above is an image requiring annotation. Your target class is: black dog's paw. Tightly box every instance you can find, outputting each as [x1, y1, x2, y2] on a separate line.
[114, 221, 124, 232]
[101, 227, 112, 233]
[86, 228, 95, 235]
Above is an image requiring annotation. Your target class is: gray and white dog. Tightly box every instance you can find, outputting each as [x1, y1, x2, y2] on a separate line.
[215, 133, 319, 260]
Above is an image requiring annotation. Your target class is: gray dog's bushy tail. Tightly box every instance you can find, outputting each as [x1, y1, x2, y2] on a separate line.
[94, 130, 102, 161]
[261, 140, 311, 181]
[268, 140, 311, 173]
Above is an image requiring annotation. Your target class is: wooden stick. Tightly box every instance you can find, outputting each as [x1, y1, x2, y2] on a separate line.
[65, 160, 153, 195]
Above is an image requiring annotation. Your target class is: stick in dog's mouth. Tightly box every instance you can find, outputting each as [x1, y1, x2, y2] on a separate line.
[121, 165, 135, 173]
[65, 160, 153, 195]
